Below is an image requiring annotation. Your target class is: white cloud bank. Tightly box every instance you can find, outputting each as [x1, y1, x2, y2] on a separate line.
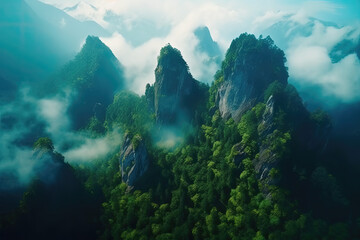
[287, 21, 360, 103]
[40, 0, 360, 103]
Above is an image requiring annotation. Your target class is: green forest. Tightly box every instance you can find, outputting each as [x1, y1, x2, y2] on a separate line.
[1, 33, 360, 240]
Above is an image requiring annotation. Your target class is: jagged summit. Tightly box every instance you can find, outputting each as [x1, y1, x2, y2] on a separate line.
[194, 26, 222, 60]
[216, 33, 288, 121]
[152, 44, 206, 125]
[43, 35, 125, 129]
[83, 35, 110, 50]
[156, 44, 189, 72]
[59, 35, 124, 91]
[64, 1, 98, 12]
[66, 36, 125, 129]
[75, 35, 118, 75]
[63, 1, 99, 23]
[194, 26, 222, 83]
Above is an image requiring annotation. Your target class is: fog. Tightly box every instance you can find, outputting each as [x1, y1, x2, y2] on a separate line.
[1, 0, 359, 190]
[0, 88, 122, 190]
[37, 0, 360, 105]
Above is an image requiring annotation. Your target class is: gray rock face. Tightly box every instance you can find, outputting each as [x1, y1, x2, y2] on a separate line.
[256, 146, 279, 184]
[232, 95, 279, 188]
[154, 44, 200, 125]
[218, 72, 258, 121]
[256, 95, 279, 185]
[119, 135, 149, 187]
[259, 95, 276, 137]
[155, 63, 195, 124]
[216, 34, 288, 122]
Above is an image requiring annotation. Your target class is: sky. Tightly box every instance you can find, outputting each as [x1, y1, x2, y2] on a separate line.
[38, 0, 360, 27]
[35, 0, 360, 106]
[0, 0, 359, 191]
[1, 0, 359, 189]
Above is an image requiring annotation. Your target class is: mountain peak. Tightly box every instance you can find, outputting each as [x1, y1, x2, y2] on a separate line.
[63, 1, 99, 22]
[216, 33, 288, 121]
[150, 44, 206, 125]
[82, 35, 112, 55]
[42, 35, 125, 129]
[194, 26, 222, 59]
[157, 44, 189, 71]
[64, 2, 98, 12]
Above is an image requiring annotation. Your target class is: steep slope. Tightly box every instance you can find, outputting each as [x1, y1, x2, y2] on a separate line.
[147, 44, 207, 126]
[210, 34, 333, 197]
[46, 36, 125, 129]
[2, 32, 359, 239]
[94, 33, 352, 238]
[194, 26, 223, 83]
[0, 0, 55, 84]
[194, 26, 222, 64]
[0, 137, 99, 240]
[119, 134, 149, 188]
[0, 0, 109, 91]
[214, 33, 288, 121]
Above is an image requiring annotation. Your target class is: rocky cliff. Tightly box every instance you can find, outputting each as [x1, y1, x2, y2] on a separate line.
[216, 34, 288, 121]
[119, 134, 149, 187]
[214, 35, 332, 190]
[149, 44, 207, 126]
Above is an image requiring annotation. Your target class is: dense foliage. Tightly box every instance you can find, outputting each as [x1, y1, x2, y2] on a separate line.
[221, 33, 288, 87]
[78, 34, 359, 239]
[2, 33, 360, 240]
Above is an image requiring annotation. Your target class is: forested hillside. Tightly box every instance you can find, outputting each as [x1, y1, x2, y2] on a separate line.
[1, 33, 359, 240]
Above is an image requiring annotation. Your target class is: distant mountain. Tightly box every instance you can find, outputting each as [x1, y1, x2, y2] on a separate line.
[260, 15, 339, 50]
[330, 38, 360, 63]
[64, 1, 97, 12]
[1, 30, 359, 239]
[194, 26, 222, 62]
[261, 15, 360, 136]
[260, 15, 360, 65]
[25, 0, 109, 57]
[0, 0, 109, 97]
[63, 1, 99, 22]
[103, 11, 170, 47]
[194, 26, 223, 83]
[45, 36, 125, 129]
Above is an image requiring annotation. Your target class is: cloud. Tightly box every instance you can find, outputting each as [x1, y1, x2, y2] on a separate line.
[38, 96, 70, 134]
[2, 0, 359, 191]
[100, 2, 243, 92]
[0, 90, 44, 189]
[63, 129, 122, 163]
[60, 18, 66, 28]
[39, 0, 359, 101]
[0, 148, 35, 190]
[101, 32, 162, 94]
[286, 21, 360, 103]
[64, 1, 109, 28]
[0, 87, 123, 190]
[35, 92, 123, 163]
[253, 11, 289, 30]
